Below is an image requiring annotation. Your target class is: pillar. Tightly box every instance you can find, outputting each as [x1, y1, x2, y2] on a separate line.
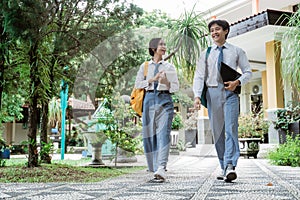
[261, 71, 268, 117]
[197, 108, 213, 144]
[265, 40, 284, 143]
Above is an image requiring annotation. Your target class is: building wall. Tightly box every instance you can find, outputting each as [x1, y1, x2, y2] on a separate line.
[2, 123, 28, 145]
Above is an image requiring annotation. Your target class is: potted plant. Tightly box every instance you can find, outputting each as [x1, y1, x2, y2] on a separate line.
[171, 113, 184, 130]
[170, 113, 184, 155]
[273, 102, 300, 144]
[238, 110, 269, 158]
[0, 137, 10, 161]
[90, 95, 143, 166]
[184, 109, 198, 147]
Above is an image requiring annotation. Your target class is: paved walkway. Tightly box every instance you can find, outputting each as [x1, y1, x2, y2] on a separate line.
[1, 144, 300, 200]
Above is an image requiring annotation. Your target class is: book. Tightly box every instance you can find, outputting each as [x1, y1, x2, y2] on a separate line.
[157, 71, 177, 91]
[220, 62, 241, 94]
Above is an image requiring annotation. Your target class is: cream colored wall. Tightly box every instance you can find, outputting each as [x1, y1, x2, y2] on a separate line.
[13, 124, 28, 144]
[2, 123, 28, 145]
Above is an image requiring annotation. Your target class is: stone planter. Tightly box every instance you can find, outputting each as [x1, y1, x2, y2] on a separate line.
[83, 131, 107, 165]
[116, 147, 137, 163]
[170, 130, 179, 155]
[185, 129, 197, 147]
[238, 138, 262, 159]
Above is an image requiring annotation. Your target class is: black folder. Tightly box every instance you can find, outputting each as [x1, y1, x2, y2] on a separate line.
[220, 62, 241, 94]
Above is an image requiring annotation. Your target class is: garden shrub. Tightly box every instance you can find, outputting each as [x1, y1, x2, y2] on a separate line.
[267, 135, 300, 167]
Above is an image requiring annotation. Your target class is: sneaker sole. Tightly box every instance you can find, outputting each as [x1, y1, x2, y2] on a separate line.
[149, 177, 165, 183]
[224, 172, 237, 182]
[154, 174, 165, 181]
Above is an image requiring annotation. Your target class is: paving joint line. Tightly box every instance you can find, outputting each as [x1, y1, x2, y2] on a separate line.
[190, 165, 219, 200]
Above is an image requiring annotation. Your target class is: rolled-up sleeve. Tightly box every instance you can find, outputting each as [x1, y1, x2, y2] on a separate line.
[237, 49, 252, 85]
[134, 63, 149, 89]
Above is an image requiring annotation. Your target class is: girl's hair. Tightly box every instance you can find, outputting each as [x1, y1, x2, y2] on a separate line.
[148, 38, 162, 56]
[208, 20, 230, 39]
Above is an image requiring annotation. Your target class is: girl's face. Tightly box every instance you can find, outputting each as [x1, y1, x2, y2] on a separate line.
[210, 23, 228, 45]
[154, 39, 166, 56]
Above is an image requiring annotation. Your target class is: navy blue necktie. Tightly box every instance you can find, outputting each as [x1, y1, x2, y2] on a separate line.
[218, 46, 224, 71]
[154, 63, 159, 90]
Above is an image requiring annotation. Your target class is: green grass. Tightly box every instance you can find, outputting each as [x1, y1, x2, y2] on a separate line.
[0, 158, 146, 183]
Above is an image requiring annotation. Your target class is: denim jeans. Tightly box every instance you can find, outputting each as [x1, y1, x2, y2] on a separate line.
[142, 91, 174, 172]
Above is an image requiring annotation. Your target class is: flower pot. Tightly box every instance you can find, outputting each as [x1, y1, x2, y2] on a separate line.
[185, 129, 197, 148]
[238, 138, 261, 159]
[116, 148, 137, 163]
[83, 131, 107, 165]
[278, 121, 300, 144]
[0, 149, 10, 159]
[170, 130, 180, 155]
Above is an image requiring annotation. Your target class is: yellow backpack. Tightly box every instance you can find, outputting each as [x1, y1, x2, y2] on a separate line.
[130, 61, 149, 117]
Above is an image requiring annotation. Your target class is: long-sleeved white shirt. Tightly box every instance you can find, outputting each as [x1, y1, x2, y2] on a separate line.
[193, 42, 252, 98]
[135, 59, 179, 93]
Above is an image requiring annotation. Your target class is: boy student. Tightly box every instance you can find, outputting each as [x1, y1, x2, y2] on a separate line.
[193, 19, 252, 182]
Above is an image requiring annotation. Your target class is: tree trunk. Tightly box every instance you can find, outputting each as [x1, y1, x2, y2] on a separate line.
[0, 29, 6, 112]
[27, 44, 39, 167]
[27, 98, 39, 167]
[0, 54, 4, 112]
[40, 102, 51, 164]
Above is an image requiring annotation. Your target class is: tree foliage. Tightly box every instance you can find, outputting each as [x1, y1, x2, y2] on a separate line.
[0, 0, 143, 167]
[167, 5, 209, 83]
[280, 6, 300, 95]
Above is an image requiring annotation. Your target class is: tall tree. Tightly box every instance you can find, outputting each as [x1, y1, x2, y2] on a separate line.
[0, 0, 143, 166]
[0, 14, 29, 124]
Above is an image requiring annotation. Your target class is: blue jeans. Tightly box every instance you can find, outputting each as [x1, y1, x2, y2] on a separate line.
[207, 84, 240, 170]
[142, 91, 174, 172]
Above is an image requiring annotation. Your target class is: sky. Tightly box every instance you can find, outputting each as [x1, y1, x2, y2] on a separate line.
[131, 0, 228, 19]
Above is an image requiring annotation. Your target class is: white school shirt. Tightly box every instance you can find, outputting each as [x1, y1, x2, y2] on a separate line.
[134, 59, 179, 94]
[193, 42, 252, 98]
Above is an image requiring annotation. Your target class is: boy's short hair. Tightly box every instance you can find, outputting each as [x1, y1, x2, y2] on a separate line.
[208, 20, 230, 39]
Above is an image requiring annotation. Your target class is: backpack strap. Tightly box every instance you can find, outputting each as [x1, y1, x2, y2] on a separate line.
[205, 47, 211, 62]
[204, 47, 211, 79]
[143, 61, 149, 80]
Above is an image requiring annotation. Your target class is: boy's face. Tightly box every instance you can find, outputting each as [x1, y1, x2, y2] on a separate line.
[210, 23, 228, 45]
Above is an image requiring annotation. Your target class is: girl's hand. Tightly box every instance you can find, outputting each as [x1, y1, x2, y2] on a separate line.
[159, 71, 169, 85]
[149, 72, 161, 83]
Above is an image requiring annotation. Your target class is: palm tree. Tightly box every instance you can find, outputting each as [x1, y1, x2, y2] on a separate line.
[165, 4, 209, 83]
[280, 6, 300, 100]
[48, 98, 62, 130]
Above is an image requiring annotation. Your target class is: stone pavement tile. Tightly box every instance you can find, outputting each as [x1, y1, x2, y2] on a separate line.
[198, 158, 300, 200]
[2, 145, 300, 200]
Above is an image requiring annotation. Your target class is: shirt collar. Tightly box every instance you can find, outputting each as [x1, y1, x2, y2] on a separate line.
[212, 42, 228, 50]
[149, 59, 165, 65]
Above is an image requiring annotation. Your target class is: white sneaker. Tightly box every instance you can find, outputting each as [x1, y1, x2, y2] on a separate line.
[217, 170, 224, 180]
[224, 164, 237, 182]
[154, 166, 166, 182]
